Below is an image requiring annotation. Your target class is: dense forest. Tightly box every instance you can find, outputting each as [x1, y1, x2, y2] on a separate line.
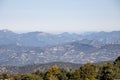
[0, 56, 120, 80]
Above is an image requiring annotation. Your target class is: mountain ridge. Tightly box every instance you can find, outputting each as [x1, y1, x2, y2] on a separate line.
[0, 43, 119, 66]
[0, 29, 120, 47]
[0, 29, 120, 66]
[0, 62, 80, 74]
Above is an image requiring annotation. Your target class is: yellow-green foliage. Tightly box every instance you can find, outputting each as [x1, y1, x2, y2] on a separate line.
[79, 63, 98, 80]
[44, 65, 60, 80]
[0, 56, 120, 80]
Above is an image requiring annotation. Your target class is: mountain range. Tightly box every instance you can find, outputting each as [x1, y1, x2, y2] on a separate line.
[0, 29, 120, 66]
[0, 29, 120, 47]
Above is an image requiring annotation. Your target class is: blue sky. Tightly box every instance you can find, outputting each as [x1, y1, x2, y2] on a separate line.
[0, 0, 120, 33]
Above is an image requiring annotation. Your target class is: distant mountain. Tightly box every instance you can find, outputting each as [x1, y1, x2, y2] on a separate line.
[0, 29, 18, 45]
[0, 30, 81, 47]
[0, 29, 120, 47]
[0, 42, 120, 66]
[81, 31, 120, 44]
[0, 29, 120, 66]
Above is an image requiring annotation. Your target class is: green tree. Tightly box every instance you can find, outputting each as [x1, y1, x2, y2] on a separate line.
[58, 68, 68, 80]
[33, 70, 44, 78]
[71, 70, 80, 80]
[66, 68, 75, 80]
[44, 65, 60, 80]
[113, 56, 120, 79]
[99, 63, 114, 80]
[21, 74, 43, 80]
[79, 63, 98, 80]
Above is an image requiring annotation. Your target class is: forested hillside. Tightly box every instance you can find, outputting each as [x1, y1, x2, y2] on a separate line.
[0, 56, 120, 80]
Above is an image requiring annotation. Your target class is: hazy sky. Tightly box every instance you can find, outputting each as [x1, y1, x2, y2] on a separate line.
[0, 0, 120, 33]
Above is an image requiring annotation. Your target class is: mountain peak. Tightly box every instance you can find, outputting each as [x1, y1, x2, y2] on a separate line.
[0, 29, 11, 32]
[0, 29, 16, 35]
[26, 31, 50, 37]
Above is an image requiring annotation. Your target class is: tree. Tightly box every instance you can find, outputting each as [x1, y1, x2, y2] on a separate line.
[114, 56, 120, 63]
[21, 74, 43, 80]
[79, 63, 98, 80]
[70, 70, 80, 80]
[113, 56, 120, 79]
[44, 65, 60, 80]
[33, 70, 44, 78]
[99, 63, 114, 80]
[58, 68, 68, 80]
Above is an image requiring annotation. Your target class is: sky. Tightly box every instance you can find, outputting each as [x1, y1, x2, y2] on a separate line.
[0, 0, 120, 33]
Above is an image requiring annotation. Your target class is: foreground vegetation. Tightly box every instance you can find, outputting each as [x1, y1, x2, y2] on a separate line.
[0, 56, 120, 80]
